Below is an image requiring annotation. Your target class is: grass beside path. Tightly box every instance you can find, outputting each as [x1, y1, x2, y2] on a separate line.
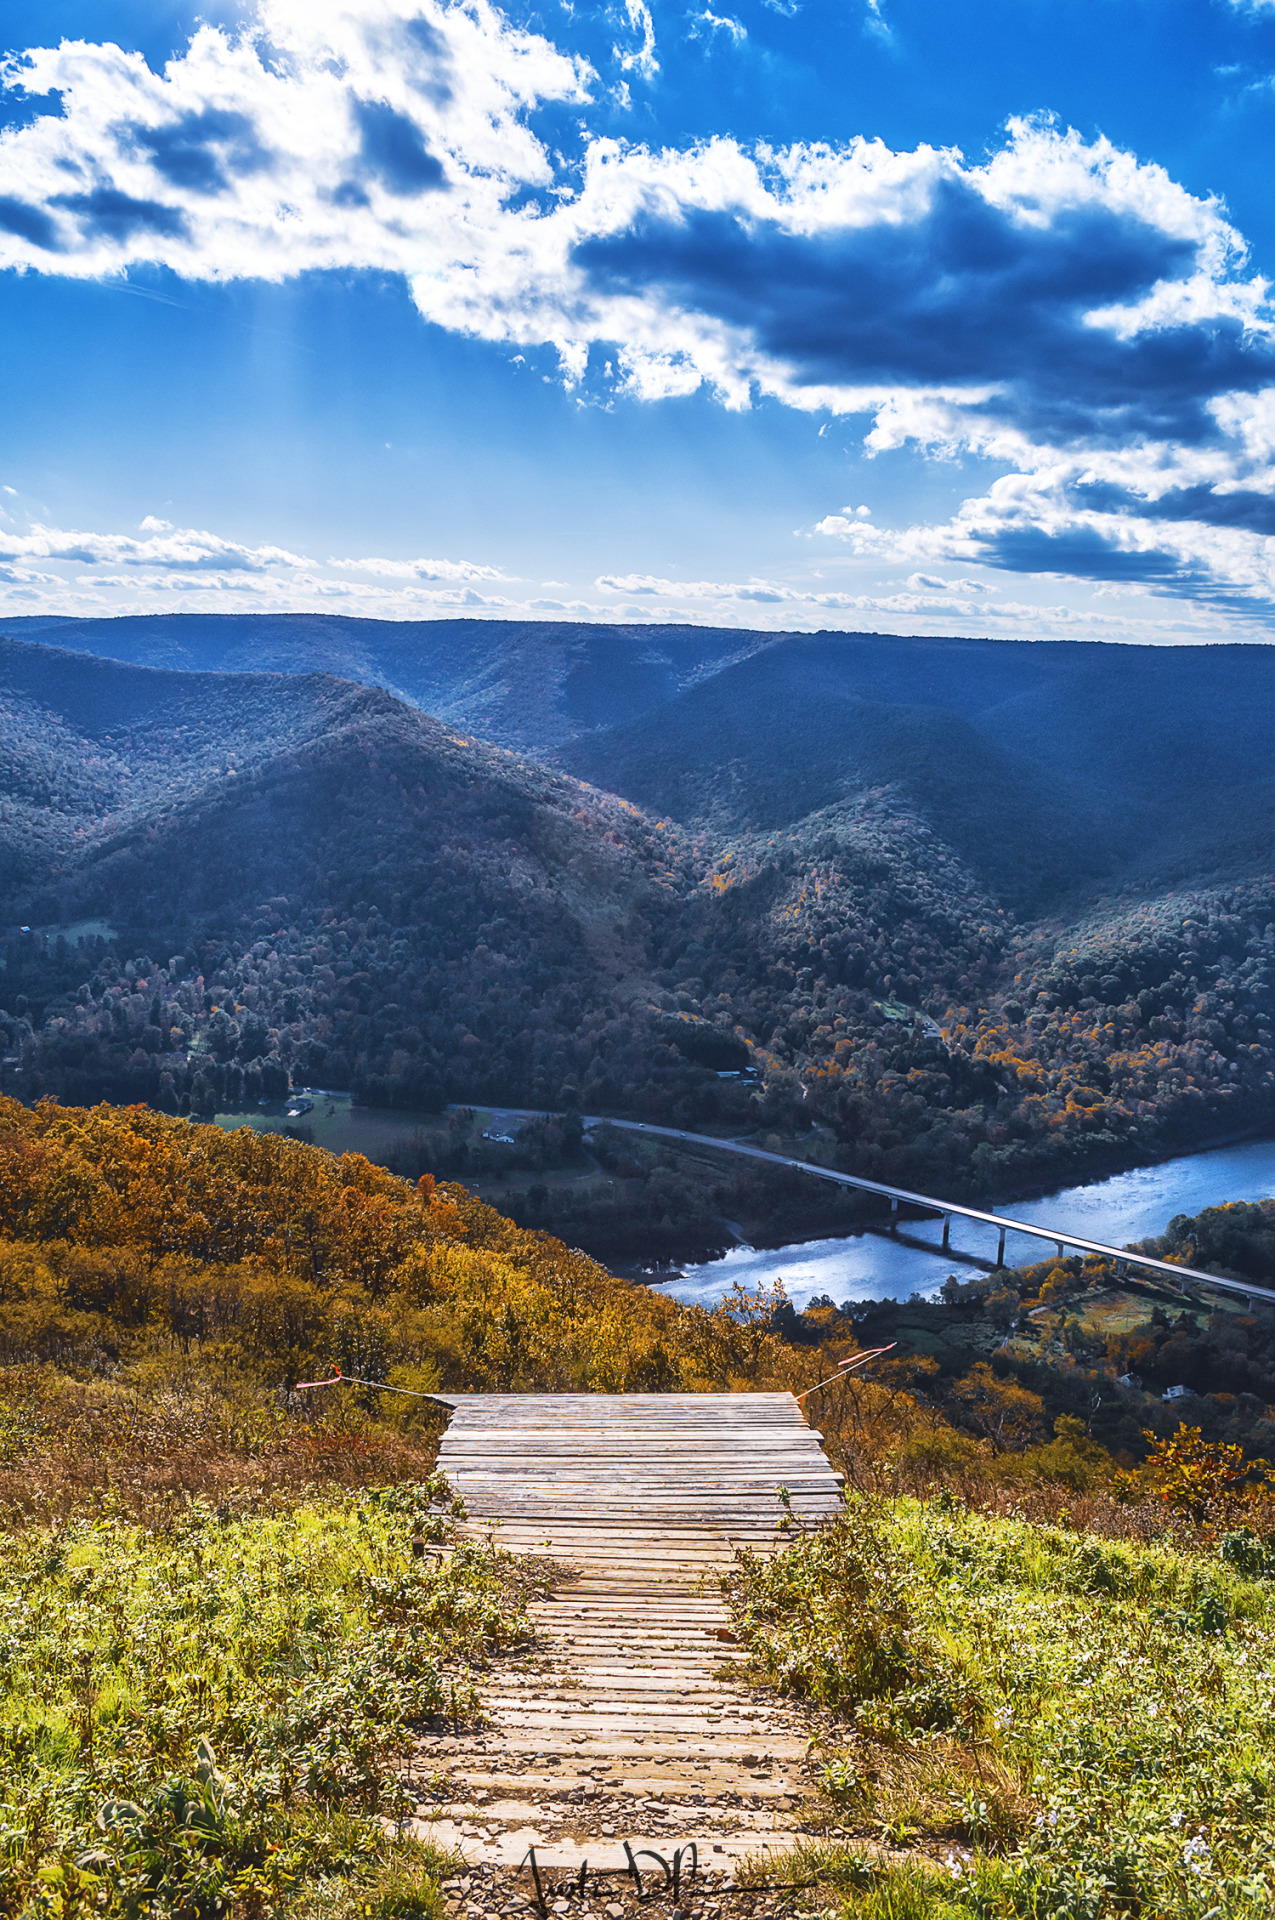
[0, 1481, 537, 1920]
[726, 1497, 1275, 1919]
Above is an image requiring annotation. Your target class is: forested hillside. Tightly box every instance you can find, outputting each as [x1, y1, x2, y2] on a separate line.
[0, 637, 722, 1121]
[6, 628, 1275, 1239]
[562, 633, 1275, 904]
[21, 615, 1275, 887]
[0, 640, 389, 899]
[6, 1100, 1275, 1918]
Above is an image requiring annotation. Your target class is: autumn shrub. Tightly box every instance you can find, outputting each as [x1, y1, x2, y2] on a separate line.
[0, 1363, 449, 1530]
[1116, 1423, 1275, 1538]
[0, 1096, 828, 1525]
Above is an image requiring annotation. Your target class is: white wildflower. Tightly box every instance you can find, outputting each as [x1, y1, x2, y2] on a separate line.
[1182, 1835, 1210, 1872]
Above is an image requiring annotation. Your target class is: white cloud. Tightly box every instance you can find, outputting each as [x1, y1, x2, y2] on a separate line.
[863, 0, 893, 45]
[5, 7, 1275, 615]
[0, 508, 522, 612]
[0, 0, 590, 281]
[905, 572, 995, 594]
[328, 553, 508, 580]
[616, 0, 660, 78]
[595, 570, 795, 600]
[811, 461, 1275, 613]
[0, 520, 311, 571]
[691, 9, 748, 45]
[0, 497, 1247, 641]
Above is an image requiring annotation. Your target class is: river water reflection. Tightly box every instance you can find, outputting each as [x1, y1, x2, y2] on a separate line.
[662, 1136, 1275, 1311]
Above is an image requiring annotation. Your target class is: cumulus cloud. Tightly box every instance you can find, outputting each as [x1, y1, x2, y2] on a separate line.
[0, 497, 1238, 638]
[591, 569, 1009, 614]
[0, 0, 589, 280]
[905, 572, 995, 594]
[0, 520, 311, 571]
[6, 5, 1275, 612]
[0, 509, 520, 613]
[813, 461, 1275, 613]
[595, 570, 795, 600]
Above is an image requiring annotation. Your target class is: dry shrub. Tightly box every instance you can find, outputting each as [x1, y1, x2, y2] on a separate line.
[0, 1364, 445, 1528]
[823, 1738, 1034, 1850]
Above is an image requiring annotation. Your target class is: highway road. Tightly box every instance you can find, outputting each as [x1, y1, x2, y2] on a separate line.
[475, 1106, 1275, 1308]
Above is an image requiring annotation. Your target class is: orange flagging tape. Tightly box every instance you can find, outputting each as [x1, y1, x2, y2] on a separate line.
[796, 1343, 896, 1402]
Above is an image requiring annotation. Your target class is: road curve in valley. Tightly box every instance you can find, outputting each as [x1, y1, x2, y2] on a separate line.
[475, 1107, 1275, 1308]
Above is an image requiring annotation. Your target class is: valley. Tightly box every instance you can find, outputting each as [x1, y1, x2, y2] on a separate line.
[5, 619, 1275, 1266]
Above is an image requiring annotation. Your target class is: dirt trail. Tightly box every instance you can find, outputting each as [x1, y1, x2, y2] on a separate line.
[407, 1393, 844, 1911]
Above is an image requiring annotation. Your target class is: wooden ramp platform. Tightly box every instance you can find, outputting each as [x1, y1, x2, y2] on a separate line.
[436, 1390, 844, 1544]
[414, 1393, 844, 1872]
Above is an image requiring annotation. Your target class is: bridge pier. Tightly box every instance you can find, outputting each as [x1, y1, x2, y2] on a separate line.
[996, 1227, 1006, 1267]
[941, 1215, 951, 1251]
[890, 1197, 899, 1234]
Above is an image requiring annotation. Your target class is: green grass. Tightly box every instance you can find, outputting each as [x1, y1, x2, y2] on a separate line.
[728, 1497, 1275, 1917]
[0, 1481, 532, 1918]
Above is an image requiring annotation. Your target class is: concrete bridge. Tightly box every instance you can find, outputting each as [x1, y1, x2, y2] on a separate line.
[480, 1108, 1275, 1309]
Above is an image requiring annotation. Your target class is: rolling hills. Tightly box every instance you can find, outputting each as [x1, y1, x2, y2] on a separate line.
[0, 635, 713, 1121]
[20, 610, 1275, 907]
[5, 620, 1275, 1254]
[561, 632, 1275, 907]
[0, 611, 776, 755]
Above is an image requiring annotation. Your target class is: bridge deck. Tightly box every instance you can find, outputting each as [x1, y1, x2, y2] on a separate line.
[471, 1107, 1275, 1307]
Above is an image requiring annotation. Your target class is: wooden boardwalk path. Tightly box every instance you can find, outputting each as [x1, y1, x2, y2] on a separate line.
[412, 1393, 844, 1874]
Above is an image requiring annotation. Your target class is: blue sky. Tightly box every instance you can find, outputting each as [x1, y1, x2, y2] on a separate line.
[5, 0, 1275, 638]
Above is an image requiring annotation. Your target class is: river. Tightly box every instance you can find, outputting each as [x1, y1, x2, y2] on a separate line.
[662, 1136, 1275, 1311]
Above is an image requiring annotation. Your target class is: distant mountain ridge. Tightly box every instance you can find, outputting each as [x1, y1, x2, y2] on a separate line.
[561, 633, 1275, 907]
[0, 635, 395, 897]
[12, 612, 1275, 907]
[0, 634, 704, 1118]
[5, 623, 1275, 1226]
[0, 612, 778, 754]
